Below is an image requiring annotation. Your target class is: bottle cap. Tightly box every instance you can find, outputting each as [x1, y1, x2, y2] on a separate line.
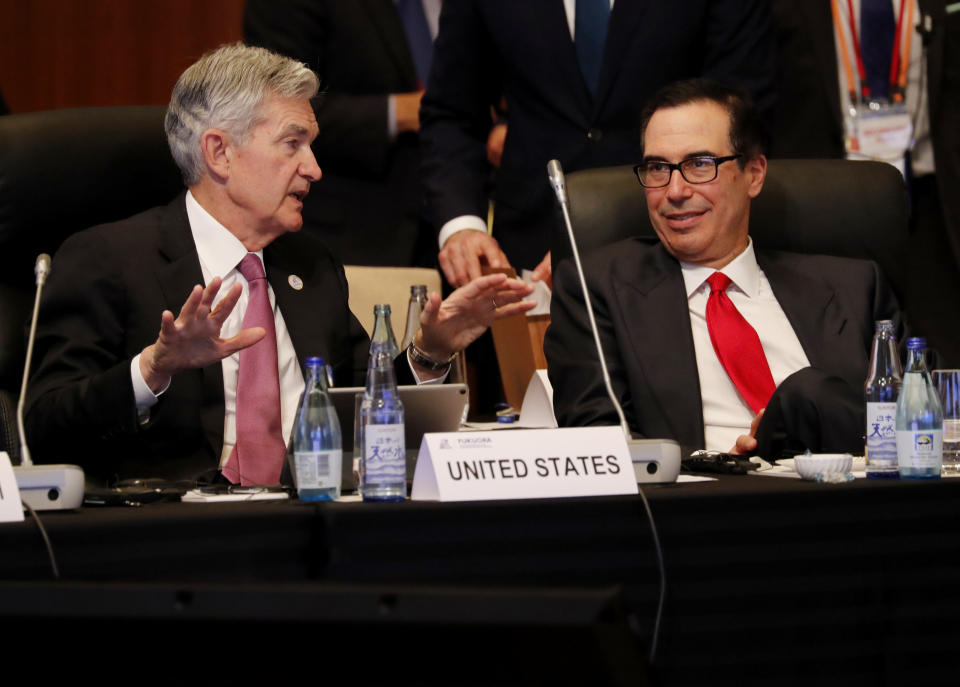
[875, 319, 895, 332]
[305, 356, 325, 367]
[906, 337, 926, 350]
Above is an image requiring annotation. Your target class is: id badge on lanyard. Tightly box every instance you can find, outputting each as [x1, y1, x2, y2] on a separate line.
[848, 103, 912, 176]
[833, 0, 915, 175]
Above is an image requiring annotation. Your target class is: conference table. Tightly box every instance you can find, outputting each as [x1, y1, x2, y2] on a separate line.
[2, 472, 958, 685]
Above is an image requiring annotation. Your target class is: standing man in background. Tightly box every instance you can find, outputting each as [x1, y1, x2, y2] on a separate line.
[421, 0, 777, 289]
[244, 0, 443, 267]
[768, 0, 959, 364]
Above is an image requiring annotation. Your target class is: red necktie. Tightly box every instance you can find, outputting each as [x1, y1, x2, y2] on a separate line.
[222, 254, 286, 485]
[705, 272, 776, 415]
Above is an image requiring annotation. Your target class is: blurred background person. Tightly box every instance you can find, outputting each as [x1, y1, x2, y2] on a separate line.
[767, 0, 959, 364]
[244, 0, 442, 267]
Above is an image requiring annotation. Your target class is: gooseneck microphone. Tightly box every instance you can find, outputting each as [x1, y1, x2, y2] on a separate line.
[546, 160, 632, 442]
[16, 253, 51, 466]
[13, 253, 85, 510]
[547, 160, 679, 665]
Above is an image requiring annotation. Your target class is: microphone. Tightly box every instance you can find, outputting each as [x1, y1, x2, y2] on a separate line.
[34, 253, 51, 287]
[545, 160, 680, 483]
[547, 160, 676, 665]
[17, 255, 51, 466]
[546, 159, 568, 207]
[13, 253, 84, 510]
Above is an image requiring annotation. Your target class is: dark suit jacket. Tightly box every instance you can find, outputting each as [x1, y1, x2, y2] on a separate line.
[420, 0, 776, 270]
[24, 194, 371, 483]
[244, 0, 427, 266]
[544, 238, 902, 452]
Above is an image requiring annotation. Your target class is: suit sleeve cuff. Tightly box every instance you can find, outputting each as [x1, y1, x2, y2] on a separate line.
[438, 215, 488, 249]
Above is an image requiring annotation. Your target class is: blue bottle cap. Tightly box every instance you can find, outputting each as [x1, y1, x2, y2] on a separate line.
[906, 337, 926, 350]
[305, 356, 325, 367]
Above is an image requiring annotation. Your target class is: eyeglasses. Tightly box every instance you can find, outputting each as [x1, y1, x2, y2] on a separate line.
[633, 155, 742, 188]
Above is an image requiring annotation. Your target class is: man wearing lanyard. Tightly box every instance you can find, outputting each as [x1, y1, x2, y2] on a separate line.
[767, 0, 960, 365]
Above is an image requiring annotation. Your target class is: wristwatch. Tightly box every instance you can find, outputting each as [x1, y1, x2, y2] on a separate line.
[407, 342, 457, 371]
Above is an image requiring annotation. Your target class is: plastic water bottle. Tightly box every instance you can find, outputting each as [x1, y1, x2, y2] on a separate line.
[359, 304, 406, 501]
[400, 284, 428, 352]
[896, 337, 943, 479]
[864, 320, 901, 478]
[291, 356, 342, 500]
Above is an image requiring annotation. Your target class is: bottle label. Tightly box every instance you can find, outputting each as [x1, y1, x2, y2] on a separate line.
[866, 402, 898, 468]
[896, 429, 943, 469]
[363, 424, 406, 483]
[294, 450, 342, 489]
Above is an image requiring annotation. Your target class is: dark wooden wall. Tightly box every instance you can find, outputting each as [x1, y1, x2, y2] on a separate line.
[0, 0, 245, 113]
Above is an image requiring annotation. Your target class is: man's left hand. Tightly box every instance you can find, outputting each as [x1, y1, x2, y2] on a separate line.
[413, 273, 535, 372]
[730, 409, 764, 455]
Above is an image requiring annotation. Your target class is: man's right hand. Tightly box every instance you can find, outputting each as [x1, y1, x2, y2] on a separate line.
[438, 229, 511, 288]
[730, 409, 765, 456]
[139, 278, 265, 394]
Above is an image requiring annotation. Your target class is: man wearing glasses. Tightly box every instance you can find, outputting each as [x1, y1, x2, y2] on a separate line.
[545, 78, 900, 458]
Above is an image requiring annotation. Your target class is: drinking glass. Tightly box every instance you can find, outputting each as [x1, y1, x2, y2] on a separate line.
[933, 370, 960, 475]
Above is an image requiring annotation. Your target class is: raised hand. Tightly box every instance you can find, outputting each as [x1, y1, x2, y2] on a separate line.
[414, 273, 535, 367]
[139, 278, 266, 393]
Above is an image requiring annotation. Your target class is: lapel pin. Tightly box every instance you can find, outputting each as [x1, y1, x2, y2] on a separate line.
[288, 274, 304, 291]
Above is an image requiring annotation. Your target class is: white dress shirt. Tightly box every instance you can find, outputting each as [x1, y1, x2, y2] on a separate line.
[680, 239, 810, 452]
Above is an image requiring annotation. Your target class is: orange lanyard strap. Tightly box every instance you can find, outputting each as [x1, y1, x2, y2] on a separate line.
[832, 0, 860, 104]
[895, 0, 915, 102]
[888, 0, 907, 101]
[838, 0, 911, 102]
[845, 0, 870, 97]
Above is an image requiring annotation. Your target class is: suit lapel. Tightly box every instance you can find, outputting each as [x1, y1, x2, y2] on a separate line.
[535, 0, 594, 122]
[264, 236, 326, 372]
[592, 0, 648, 115]
[367, 0, 418, 86]
[613, 243, 704, 448]
[758, 250, 846, 371]
[154, 194, 226, 463]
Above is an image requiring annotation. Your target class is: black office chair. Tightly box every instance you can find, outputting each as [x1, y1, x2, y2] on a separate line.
[556, 159, 909, 299]
[0, 106, 184, 461]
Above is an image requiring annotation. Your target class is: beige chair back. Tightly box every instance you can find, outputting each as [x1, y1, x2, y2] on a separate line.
[343, 265, 465, 383]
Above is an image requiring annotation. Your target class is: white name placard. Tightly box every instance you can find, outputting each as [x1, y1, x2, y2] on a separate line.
[0, 451, 25, 523]
[411, 427, 637, 502]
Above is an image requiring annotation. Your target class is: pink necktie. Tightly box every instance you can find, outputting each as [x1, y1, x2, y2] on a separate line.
[705, 272, 776, 415]
[222, 254, 285, 485]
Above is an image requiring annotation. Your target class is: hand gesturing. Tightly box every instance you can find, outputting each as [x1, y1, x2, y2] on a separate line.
[139, 277, 266, 393]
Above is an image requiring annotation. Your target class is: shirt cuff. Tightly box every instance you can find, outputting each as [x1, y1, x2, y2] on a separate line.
[387, 94, 398, 140]
[131, 354, 170, 413]
[407, 349, 450, 385]
[438, 215, 487, 250]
